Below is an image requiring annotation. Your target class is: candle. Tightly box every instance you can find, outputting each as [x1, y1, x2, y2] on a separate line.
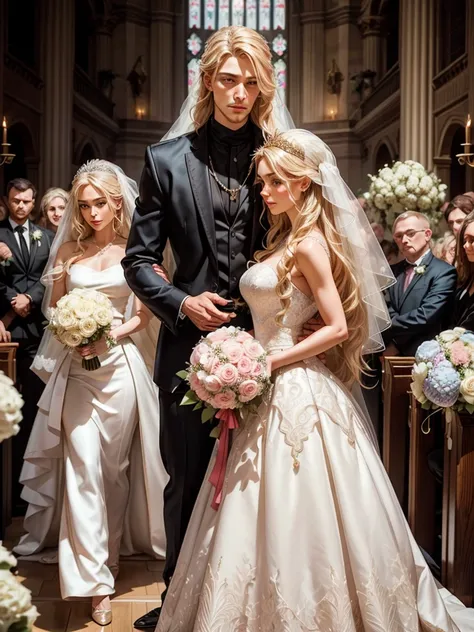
[2, 117, 7, 145]
[466, 114, 471, 146]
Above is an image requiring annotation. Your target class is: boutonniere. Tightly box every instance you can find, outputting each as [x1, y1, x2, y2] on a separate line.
[31, 229, 43, 246]
[0, 257, 13, 267]
[414, 264, 427, 276]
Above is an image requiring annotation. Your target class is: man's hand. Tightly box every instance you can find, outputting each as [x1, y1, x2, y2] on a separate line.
[182, 292, 235, 331]
[152, 263, 170, 283]
[0, 242, 12, 261]
[0, 320, 11, 343]
[11, 294, 31, 318]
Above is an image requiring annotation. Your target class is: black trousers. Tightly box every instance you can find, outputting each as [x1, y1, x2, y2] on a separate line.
[159, 386, 216, 596]
[12, 341, 45, 515]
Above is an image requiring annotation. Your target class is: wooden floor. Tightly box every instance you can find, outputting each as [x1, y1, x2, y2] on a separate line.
[4, 519, 164, 631]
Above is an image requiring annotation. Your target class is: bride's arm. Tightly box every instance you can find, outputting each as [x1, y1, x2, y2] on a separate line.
[268, 240, 348, 373]
[49, 243, 75, 308]
[108, 295, 152, 343]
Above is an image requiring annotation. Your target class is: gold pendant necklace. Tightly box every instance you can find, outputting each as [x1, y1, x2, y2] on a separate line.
[208, 157, 253, 202]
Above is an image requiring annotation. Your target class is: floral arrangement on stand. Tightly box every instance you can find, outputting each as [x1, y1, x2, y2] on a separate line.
[0, 372, 37, 632]
[410, 328, 474, 449]
[364, 160, 447, 230]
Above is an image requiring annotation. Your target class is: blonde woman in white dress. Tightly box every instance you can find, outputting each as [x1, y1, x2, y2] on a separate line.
[14, 161, 168, 626]
[156, 131, 474, 631]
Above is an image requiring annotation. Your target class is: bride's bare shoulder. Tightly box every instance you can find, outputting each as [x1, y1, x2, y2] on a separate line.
[295, 231, 330, 259]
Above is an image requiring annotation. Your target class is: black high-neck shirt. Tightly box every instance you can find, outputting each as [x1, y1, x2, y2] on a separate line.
[207, 116, 256, 300]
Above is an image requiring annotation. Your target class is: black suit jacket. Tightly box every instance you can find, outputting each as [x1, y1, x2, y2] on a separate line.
[123, 124, 265, 392]
[383, 251, 457, 357]
[0, 220, 54, 343]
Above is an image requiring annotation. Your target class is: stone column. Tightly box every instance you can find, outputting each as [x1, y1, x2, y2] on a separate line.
[40, 0, 75, 190]
[149, 1, 175, 123]
[300, 4, 325, 124]
[359, 16, 385, 83]
[399, 0, 434, 168]
[96, 17, 114, 76]
[467, 0, 474, 190]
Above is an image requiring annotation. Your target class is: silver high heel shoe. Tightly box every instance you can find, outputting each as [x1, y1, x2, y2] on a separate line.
[92, 603, 112, 626]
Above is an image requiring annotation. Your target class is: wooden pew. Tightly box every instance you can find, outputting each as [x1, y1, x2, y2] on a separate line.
[382, 356, 415, 512]
[0, 342, 19, 538]
[410, 399, 474, 606]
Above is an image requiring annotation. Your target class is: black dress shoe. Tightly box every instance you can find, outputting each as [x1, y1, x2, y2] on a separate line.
[134, 607, 161, 630]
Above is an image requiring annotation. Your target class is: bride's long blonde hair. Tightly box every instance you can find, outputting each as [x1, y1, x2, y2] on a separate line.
[63, 170, 130, 271]
[254, 142, 369, 386]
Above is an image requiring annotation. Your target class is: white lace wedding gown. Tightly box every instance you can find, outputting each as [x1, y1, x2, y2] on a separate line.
[156, 257, 474, 631]
[14, 263, 168, 599]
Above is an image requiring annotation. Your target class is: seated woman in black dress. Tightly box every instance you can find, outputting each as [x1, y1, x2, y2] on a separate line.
[453, 211, 474, 329]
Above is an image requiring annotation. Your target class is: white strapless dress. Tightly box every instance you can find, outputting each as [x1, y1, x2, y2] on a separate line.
[14, 263, 168, 599]
[156, 261, 474, 631]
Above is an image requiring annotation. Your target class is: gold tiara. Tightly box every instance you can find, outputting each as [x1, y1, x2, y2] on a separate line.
[262, 133, 305, 161]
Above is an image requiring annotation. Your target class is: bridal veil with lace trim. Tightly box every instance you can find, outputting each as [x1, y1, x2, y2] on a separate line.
[156, 243, 474, 632]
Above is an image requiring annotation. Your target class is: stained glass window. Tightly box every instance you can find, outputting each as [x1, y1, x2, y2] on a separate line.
[204, 0, 216, 29]
[187, 0, 288, 101]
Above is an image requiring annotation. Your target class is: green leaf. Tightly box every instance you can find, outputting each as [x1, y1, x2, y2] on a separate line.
[465, 403, 474, 414]
[421, 400, 432, 410]
[193, 402, 203, 411]
[201, 406, 216, 423]
[180, 390, 198, 406]
[209, 426, 221, 439]
[176, 369, 189, 380]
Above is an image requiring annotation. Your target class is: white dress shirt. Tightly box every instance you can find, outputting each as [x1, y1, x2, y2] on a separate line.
[9, 218, 31, 252]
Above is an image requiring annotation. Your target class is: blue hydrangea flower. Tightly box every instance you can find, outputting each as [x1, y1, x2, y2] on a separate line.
[423, 364, 460, 407]
[460, 332, 474, 345]
[416, 340, 441, 364]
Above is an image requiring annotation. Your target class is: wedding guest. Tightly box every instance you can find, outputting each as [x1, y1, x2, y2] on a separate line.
[14, 161, 167, 627]
[452, 211, 474, 330]
[438, 233, 456, 265]
[0, 178, 55, 513]
[383, 211, 457, 357]
[39, 187, 69, 232]
[464, 191, 474, 204]
[445, 194, 474, 235]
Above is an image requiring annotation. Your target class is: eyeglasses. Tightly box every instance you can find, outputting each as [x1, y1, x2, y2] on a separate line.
[393, 229, 426, 242]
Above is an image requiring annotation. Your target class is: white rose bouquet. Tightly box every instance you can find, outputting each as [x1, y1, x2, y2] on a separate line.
[364, 160, 447, 230]
[48, 288, 115, 370]
[0, 542, 38, 632]
[0, 373, 23, 443]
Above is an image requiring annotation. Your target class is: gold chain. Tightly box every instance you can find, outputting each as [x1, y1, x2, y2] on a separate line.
[208, 157, 253, 202]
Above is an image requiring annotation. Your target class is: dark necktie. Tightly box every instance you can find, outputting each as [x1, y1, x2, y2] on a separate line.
[15, 225, 29, 266]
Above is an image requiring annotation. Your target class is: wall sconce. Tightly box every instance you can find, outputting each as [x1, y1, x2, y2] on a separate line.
[329, 109, 336, 120]
[1, 117, 15, 167]
[135, 107, 146, 120]
[457, 114, 474, 167]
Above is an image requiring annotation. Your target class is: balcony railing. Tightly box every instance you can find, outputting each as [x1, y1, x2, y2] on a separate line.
[360, 63, 400, 119]
[74, 66, 115, 120]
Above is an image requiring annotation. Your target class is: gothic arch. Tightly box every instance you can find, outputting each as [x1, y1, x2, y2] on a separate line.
[74, 139, 102, 166]
[372, 138, 396, 172]
[438, 117, 466, 157]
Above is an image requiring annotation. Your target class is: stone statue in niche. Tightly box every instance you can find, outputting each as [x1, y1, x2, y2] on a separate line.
[127, 56, 148, 100]
[327, 59, 344, 95]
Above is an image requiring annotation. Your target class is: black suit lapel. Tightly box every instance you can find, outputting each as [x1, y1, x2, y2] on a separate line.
[0, 223, 27, 272]
[27, 224, 41, 273]
[399, 251, 433, 309]
[186, 129, 217, 259]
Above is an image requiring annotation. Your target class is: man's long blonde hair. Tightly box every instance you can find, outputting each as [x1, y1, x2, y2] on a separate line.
[193, 26, 277, 134]
[254, 143, 370, 386]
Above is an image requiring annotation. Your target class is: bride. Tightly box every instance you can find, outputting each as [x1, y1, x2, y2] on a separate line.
[156, 130, 474, 631]
[13, 160, 168, 626]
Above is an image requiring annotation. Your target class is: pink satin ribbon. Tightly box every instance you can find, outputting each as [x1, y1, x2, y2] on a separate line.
[208, 408, 239, 510]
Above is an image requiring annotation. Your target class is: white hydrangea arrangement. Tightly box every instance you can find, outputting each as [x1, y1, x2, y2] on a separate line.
[364, 160, 447, 229]
[0, 374, 23, 443]
[0, 373, 37, 631]
[0, 542, 38, 632]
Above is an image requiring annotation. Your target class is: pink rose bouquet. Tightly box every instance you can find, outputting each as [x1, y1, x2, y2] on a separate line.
[177, 326, 271, 509]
